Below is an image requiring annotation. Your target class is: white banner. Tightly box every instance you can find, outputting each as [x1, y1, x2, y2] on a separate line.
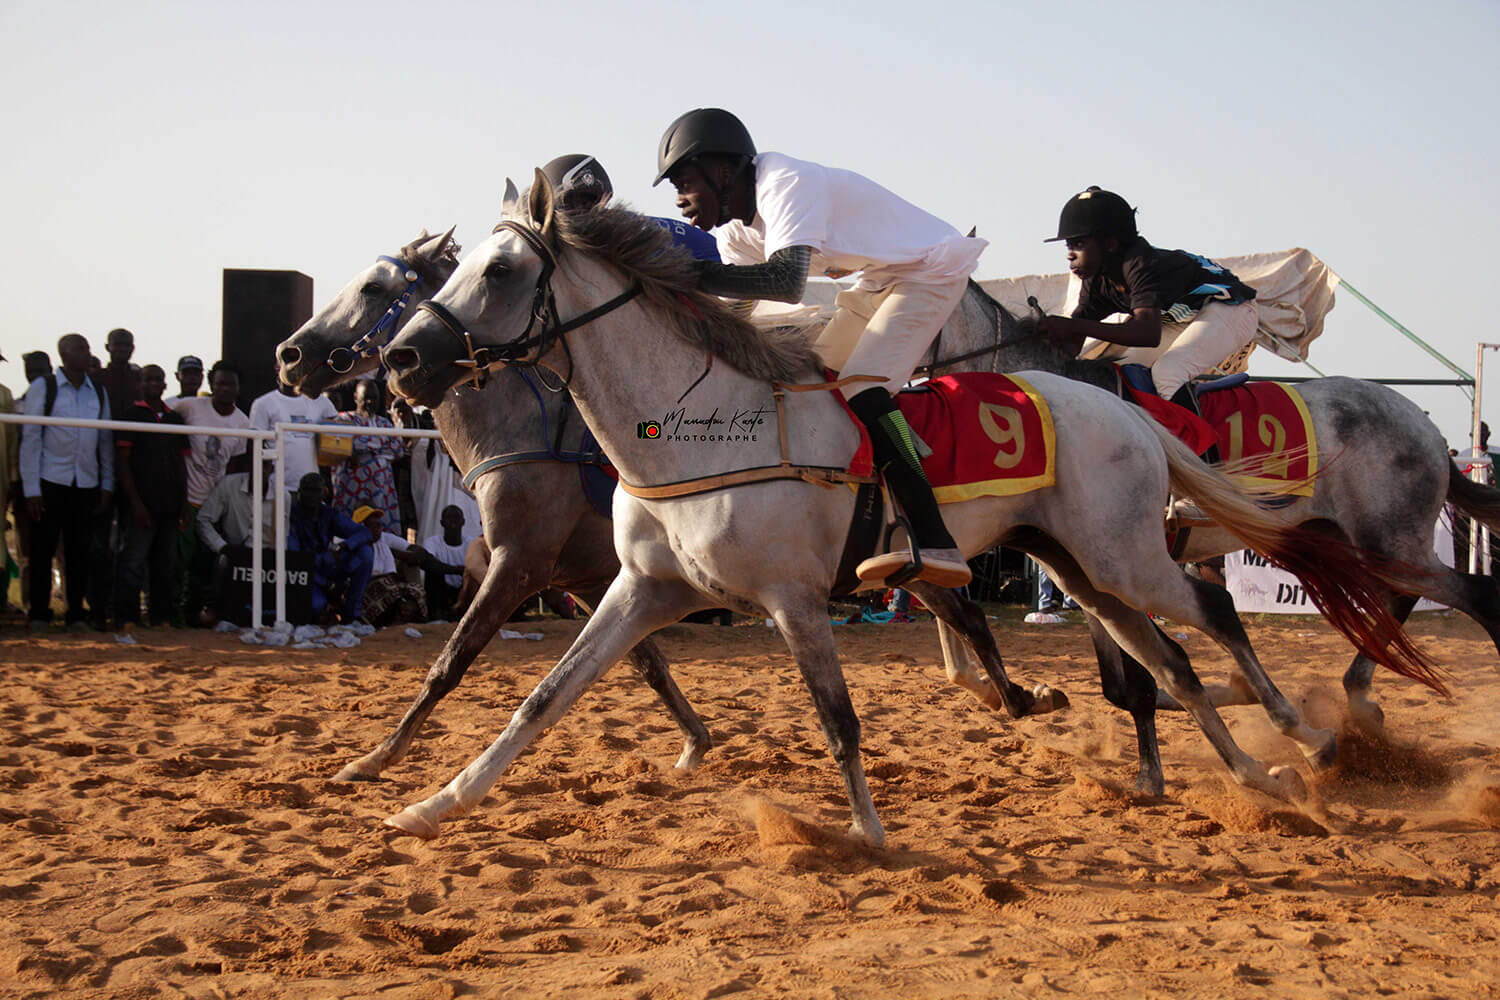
[1225, 515, 1455, 614]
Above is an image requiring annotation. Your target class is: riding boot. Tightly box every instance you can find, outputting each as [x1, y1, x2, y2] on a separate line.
[846, 387, 972, 589]
[1169, 383, 1221, 463]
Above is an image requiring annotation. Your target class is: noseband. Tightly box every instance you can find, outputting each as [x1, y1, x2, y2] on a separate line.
[414, 220, 642, 386]
[327, 255, 425, 375]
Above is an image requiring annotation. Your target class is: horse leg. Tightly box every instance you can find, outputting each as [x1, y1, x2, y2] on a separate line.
[1014, 531, 1306, 803]
[573, 589, 712, 771]
[1341, 591, 1420, 736]
[1171, 575, 1339, 770]
[907, 583, 1068, 718]
[385, 573, 703, 839]
[767, 591, 885, 847]
[333, 542, 538, 781]
[1084, 614, 1165, 797]
[935, 618, 1006, 712]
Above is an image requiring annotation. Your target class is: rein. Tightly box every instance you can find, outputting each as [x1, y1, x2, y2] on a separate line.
[328, 255, 424, 374]
[415, 220, 642, 388]
[460, 368, 609, 490]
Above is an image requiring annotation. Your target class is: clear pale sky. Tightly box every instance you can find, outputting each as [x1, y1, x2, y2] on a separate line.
[4, 0, 1496, 447]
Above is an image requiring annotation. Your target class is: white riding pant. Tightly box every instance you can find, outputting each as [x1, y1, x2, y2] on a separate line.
[1079, 299, 1260, 399]
[811, 276, 971, 401]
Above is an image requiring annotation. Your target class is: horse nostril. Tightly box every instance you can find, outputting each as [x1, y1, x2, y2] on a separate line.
[279, 344, 302, 367]
[386, 347, 420, 373]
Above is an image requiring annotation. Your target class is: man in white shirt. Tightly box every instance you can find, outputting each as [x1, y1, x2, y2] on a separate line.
[248, 380, 336, 491]
[420, 504, 475, 619]
[655, 108, 985, 589]
[19, 333, 114, 630]
[172, 361, 252, 626]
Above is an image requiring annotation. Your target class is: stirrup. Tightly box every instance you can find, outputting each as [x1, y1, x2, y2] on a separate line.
[855, 517, 973, 589]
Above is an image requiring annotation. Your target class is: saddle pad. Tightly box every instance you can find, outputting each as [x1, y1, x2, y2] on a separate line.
[896, 373, 1056, 502]
[1197, 381, 1317, 497]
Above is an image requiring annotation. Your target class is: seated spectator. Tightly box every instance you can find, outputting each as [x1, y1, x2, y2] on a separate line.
[287, 471, 373, 624]
[421, 504, 474, 619]
[113, 365, 188, 628]
[196, 452, 279, 621]
[20, 333, 113, 631]
[331, 379, 404, 527]
[0, 349, 16, 615]
[351, 506, 429, 626]
[173, 355, 204, 402]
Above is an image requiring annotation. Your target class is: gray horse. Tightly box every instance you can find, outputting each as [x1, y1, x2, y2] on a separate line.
[377, 178, 1431, 841]
[930, 285, 1500, 738]
[275, 229, 711, 781]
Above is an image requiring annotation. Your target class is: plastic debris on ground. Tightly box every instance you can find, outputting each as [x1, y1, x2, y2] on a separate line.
[238, 629, 265, 645]
[214, 620, 239, 633]
[292, 624, 326, 642]
[1024, 612, 1067, 625]
[114, 633, 138, 645]
[403, 627, 422, 639]
[498, 628, 545, 641]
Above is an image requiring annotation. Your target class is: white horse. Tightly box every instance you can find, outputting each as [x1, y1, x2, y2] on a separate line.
[275, 229, 711, 781]
[377, 174, 1431, 844]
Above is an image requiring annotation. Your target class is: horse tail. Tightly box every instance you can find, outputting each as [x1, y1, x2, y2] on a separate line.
[1447, 461, 1500, 534]
[1141, 418, 1448, 697]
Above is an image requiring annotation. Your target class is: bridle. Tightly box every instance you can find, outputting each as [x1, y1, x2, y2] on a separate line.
[327, 255, 425, 375]
[414, 220, 642, 388]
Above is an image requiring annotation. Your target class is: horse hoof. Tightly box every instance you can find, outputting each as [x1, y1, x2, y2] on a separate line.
[384, 804, 441, 840]
[333, 760, 382, 782]
[1269, 765, 1309, 803]
[1135, 769, 1165, 799]
[1030, 684, 1070, 714]
[674, 741, 709, 773]
[1347, 698, 1386, 738]
[849, 819, 886, 849]
[1305, 729, 1339, 771]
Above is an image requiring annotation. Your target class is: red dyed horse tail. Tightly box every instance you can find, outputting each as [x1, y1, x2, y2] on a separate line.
[1141, 418, 1448, 697]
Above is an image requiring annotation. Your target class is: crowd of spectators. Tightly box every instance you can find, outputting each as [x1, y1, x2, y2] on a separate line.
[2, 332, 483, 634]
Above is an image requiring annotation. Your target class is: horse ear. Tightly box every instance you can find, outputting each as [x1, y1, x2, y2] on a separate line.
[965, 226, 977, 238]
[501, 178, 521, 220]
[528, 167, 557, 241]
[416, 225, 457, 261]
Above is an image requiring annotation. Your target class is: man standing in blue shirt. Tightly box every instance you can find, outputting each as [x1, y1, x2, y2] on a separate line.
[19, 333, 114, 631]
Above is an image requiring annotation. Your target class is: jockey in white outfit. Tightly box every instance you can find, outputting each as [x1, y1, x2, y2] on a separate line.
[655, 108, 986, 589]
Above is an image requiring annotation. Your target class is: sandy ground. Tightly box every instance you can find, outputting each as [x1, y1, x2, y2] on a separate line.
[1, 608, 1498, 999]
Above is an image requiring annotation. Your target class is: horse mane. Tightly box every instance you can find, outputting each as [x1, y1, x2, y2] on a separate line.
[550, 204, 823, 383]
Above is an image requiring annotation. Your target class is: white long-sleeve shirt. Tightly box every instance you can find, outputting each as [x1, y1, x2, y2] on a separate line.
[20, 373, 114, 496]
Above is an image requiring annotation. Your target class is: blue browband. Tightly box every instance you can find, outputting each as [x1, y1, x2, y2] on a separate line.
[329, 255, 424, 374]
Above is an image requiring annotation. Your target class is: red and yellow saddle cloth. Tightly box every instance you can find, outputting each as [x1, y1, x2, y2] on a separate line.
[893, 373, 1056, 502]
[1197, 381, 1318, 497]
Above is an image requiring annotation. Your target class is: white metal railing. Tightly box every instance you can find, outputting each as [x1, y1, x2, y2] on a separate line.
[2, 412, 445, 626]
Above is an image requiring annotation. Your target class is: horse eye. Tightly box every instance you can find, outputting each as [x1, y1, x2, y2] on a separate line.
[484, 261, 510, 279]
[360, 282, 383, 296]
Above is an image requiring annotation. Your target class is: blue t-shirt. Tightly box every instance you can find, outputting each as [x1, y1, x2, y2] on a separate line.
[648, 216, 720, 261]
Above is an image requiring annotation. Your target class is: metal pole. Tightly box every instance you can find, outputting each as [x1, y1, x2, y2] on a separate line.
[1337, 275, 1473, 382]
[251, 438, 264, 627]
[275, 427, 287, 625]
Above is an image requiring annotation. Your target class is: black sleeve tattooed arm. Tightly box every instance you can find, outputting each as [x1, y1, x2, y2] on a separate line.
[697, 245, 811, 304]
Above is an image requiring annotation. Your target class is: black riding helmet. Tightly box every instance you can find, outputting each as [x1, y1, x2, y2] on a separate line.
[653, 108, 756, 186]
[1046, 186, 1137, 243]
[541, 154, 613, 210]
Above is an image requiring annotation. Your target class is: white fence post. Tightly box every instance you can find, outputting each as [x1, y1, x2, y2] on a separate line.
[251, 438, 264, 626]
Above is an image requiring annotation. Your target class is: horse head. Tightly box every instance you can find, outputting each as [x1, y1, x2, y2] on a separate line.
[385, 170, 563, 407]
[276, 227, 460, 397]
